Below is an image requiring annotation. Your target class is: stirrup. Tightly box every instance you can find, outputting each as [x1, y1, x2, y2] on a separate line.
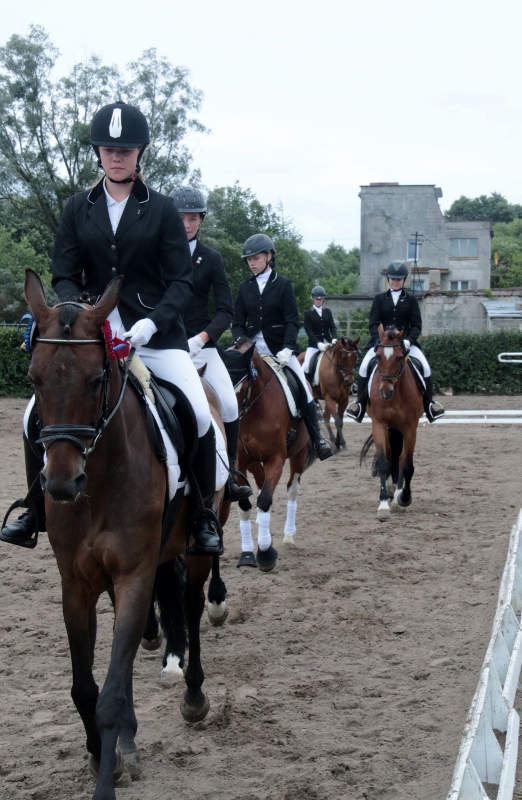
[428, 402, 445, 422]
[346, 401, 364, 422]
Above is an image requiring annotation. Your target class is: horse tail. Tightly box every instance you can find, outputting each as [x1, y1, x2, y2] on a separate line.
[303, 439, 317, 472]
[359, 434, 374, 467]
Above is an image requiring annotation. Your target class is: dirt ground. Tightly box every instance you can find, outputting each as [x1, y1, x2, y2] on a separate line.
[1, 395, 522, 800]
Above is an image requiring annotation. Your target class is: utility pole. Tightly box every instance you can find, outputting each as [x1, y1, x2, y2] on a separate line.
[411, 231, 423, 296]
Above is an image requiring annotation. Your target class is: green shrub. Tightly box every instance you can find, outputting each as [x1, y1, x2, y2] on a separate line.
[0, 327, 32, 397]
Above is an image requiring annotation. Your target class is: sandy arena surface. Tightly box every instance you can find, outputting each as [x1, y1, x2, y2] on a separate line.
[1, 395, 522, 800]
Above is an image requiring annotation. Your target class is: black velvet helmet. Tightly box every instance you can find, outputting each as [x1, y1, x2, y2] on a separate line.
[311, 285, 326, 299]
[169, 186, 207, 215]
[386, 260, 409, 279]
[90, 102, 150, 148]
[242, 234, 275, 259]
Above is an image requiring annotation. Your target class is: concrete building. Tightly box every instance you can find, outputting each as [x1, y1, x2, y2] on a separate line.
[359, 183, 492, 295]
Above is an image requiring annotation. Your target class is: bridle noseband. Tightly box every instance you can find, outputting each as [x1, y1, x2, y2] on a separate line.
[33, 304, 133, 458]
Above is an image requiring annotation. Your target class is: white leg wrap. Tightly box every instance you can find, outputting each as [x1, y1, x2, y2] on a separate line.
[239, 509, 255, 552]
[284, 500, 297, 535]
[256, 510, 271, 550]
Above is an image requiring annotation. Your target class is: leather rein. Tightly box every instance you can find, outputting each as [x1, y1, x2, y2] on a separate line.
[33, 302, 134, 458]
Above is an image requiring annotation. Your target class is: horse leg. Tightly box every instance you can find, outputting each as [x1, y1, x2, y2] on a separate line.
[92, 573, 155, 800]
[283, 468, 301, 546]
[336, 393, 349, 450]
[322, 396, 337, 447]
[207, 553, 228, 626]
[140, 594, 163, 651]
[154, 559, 187, 684]
[373, 425, 391, 521]
[255, 456, 284, 572]
[117, 671, 141, 777]
[237, 499, 257, 567]
[394, 428, 416, 508]
[180, 555, 212, 723]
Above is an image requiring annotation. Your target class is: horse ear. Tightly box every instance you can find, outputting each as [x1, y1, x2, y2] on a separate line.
[91, 277, 124, 327]
[25, 269, 50, 326]
[353, 337, 360, 346]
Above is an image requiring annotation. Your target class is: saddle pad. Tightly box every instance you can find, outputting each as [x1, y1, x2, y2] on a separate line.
[312, 352, 324, 388]
[260, 355, 300, 418]
[408, 357, 426, 391]
[145, 397, 228, 501]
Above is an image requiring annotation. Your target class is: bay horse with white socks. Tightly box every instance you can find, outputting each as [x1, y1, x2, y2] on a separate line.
[23, 269, 227, 800]
[298, 337, 360, 450]
[360, 324, 424, 521]
[222, 338, 316, 571]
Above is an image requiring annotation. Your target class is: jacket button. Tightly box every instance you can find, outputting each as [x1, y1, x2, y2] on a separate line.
[111, 244, 116, 250]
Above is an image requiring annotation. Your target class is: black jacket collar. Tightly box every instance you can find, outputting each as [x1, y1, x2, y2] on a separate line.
[87, 178, 149, 205]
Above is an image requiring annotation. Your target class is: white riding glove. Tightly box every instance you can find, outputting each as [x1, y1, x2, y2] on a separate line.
[403, 339, 411, 350]
[187, 334, 205, 358]
[123, 318, 158, 347]
[276, 347, 293, 367]
[317, 342, 328, 352]
[331, 339, 337, 345]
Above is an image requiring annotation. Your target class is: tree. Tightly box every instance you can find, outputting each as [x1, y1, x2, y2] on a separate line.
[306, 242, 360, 294]
[0, 26, 206, 255]
[444, 193, 522, 224]
[203, 183, 310, 311]
[490, 218, 522, 287]
[0, 226, 55, 322]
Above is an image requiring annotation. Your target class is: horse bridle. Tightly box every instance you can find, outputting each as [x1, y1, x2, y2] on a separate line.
[376, 341, 408, 384]
[33, 302, 133, 458]
[325, 341, 357, 384]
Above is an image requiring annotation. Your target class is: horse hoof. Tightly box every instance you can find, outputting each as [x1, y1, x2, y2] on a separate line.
[88, 749, 124, 781]
[141, 630, 163, 651]
[160, 654, 183, 683]
[237, 551, 258, 568]
[119, 749, 142, 777]
[397, 494, 412, 508]
[376, 502, 391, 521]
[282, 533, 296, 546]
[180, 689, 210, 723]
[256, 545, 278, 572]
[207, 600, 228, 626]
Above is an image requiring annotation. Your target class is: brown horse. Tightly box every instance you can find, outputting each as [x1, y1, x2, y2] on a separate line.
[360, 324, 424, 521]
[23, 269, 228, 800]
[299, 337, 360, 450]
[221, 339, 315, 571]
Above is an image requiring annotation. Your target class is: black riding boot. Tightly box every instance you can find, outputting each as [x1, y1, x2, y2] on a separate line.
[301, 400, 335, 461]
[423, 376, 445, 423]
[0, 434, 45, 547]
[346, 374, 369, 422]
[188, 426, 223, 555]
[223, 419, 252, 502]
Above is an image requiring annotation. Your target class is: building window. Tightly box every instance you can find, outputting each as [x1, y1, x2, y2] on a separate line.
[407, 240, 420, 261]
[449, 239, 478, 258]
[450, 281, 470, 291]
[410, 278, 425, 292]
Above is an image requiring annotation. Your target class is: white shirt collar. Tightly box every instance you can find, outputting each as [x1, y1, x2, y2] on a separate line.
[189, 238, 197, 256]
[103, 179, 130, 234]
[256, 268, 272, 293]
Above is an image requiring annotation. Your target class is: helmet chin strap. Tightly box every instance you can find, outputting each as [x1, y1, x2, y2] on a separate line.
[105, 164, 140, 184]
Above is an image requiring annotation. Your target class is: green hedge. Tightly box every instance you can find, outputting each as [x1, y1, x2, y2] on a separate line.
[0, 327, 32, 397]
[420, 331, 522, 394]
[3, 327, 522, 397]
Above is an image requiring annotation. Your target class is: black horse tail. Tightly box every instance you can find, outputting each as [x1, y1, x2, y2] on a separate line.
[359, 434, 374, 467]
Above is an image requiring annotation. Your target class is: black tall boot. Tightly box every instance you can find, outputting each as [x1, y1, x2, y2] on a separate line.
[423, 376, 445, 423]
[0, 434, 45, 548]
[223, 419, 252, 502]
[301, 400, 335, 461]
[346, 374, 369, 422]
[188, 425, 223, 555]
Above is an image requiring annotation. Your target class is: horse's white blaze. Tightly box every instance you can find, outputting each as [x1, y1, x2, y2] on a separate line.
[160, 654, 183, 683]
[207, 599, 228, 625]
[383, 346, 394, 359]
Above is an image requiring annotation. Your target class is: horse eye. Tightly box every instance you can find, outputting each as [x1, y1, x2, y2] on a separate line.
[89, 376, 104, 392]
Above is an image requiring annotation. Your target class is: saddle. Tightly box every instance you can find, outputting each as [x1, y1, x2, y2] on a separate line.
[260, 355, 303, 419]
[365, 355, 426, 401]
[307, 351, 323, 390]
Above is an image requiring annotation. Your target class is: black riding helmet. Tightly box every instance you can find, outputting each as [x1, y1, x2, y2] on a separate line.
[90, 101, 150, 183]
[311, 285, 326, 299]
[242, 234, 275, 259]
[169, 186, 207, 218]
[386, 260, 409, 279]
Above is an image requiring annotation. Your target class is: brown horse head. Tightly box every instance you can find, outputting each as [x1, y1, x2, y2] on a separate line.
[329, 337, 360, 388]
[222, 339, 256, 394]
[375, 324, 407, 400]
[25, 269, 123, 502]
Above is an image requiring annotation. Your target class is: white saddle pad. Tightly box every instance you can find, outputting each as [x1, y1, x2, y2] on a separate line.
[260, 355, 300, 418]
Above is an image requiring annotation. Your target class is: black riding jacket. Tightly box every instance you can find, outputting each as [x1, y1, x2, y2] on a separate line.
[368, 288, 422, 346]
[303, 306, 338, 348]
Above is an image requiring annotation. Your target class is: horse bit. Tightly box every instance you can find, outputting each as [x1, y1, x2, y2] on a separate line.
[33, 302, 133, 458]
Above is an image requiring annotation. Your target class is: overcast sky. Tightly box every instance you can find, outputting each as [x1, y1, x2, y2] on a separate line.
[4, 0, 522, 252]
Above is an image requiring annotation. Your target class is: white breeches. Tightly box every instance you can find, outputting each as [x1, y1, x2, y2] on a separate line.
[107, 308, 211, 437]
[191, 347, 239, 423]
[303, 346, 319, 373]
[359, 344, 430, 378]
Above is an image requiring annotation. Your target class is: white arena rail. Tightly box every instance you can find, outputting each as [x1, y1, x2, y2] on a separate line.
[344, 410, 522, 424]
[447, 510, 522, 800]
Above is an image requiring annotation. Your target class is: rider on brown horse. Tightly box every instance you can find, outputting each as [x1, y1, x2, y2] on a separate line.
[232, 234, 335, 462]
[302, 285, 338, 384]
[346, 260, 445, 424]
